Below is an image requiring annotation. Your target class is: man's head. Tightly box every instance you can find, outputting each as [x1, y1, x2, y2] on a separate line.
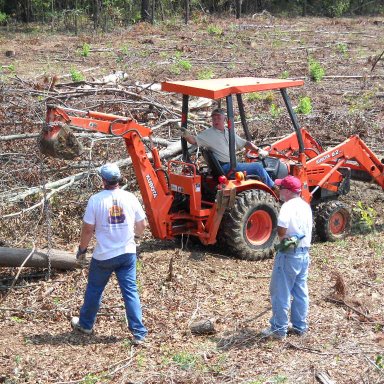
[100, 163, 121, 186]
[211, 108, 226, 131]
[275, 175, 302, 201]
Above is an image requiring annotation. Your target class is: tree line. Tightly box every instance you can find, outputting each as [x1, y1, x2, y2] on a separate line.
[0, 0, 382, 31]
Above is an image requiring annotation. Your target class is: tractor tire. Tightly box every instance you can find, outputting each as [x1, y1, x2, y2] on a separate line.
[218, 189, 279, 261]
[314, 200, 351, 242]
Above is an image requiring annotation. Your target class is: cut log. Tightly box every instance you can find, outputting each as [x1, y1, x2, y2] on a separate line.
[0, 247, 83, 270]
[316, 371, 336, 384]
[190, 319, 215, 335]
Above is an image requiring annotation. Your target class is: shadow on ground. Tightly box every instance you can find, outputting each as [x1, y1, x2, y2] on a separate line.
[27, 331, 121, 346]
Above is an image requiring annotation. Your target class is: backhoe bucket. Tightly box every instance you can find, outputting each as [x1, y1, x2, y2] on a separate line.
[39, 123, 83, 160]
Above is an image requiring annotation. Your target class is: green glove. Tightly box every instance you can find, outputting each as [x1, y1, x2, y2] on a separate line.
[274, 234, 304, 252]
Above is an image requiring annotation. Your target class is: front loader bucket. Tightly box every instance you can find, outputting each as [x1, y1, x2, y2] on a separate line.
[39, 123, 83, 160]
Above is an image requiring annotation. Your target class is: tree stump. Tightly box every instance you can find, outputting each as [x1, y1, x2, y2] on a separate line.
[189, 319, 215, 335]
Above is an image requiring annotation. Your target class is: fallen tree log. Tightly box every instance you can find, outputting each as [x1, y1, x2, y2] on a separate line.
[0, 247, 83, 270]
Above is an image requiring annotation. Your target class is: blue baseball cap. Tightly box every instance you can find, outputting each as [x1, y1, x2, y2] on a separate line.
[100, 163, 121, 182]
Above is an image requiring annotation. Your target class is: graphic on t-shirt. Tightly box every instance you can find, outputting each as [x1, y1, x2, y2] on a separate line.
[108, 199, 126, 224]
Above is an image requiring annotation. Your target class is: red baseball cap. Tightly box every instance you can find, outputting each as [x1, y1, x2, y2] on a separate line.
[275, 175, 302, 193]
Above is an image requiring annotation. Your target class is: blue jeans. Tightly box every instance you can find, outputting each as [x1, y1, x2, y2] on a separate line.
[79, 253, 147, 340]
[269, 247, 310, 336]
[222, 162, 275, 188]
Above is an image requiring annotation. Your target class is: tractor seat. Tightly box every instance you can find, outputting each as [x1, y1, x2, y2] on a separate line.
[201, 148, 261, 181]
[201, 148, 225, 177]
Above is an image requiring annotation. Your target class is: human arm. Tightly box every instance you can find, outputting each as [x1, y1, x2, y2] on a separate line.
[76, 222, 95, 259]
[181, 128, 197, 145]
[245, 141, 269, 158]
[277, 226, 288, 240]
[134, 218, 147, 238]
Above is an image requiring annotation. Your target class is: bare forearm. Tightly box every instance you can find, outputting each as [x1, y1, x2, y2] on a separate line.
[184, 134, 197, 145]
[79, 222, 95, 250]
[277, 226, 287, 240]
[135, 219, 147, 237]
[245, 141, 260, 152]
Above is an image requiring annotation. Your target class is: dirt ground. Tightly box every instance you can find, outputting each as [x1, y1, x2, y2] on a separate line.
[0, 15, 384, 384]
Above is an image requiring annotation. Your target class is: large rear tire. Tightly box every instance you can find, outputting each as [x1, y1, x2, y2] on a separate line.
[218, 189, 279, 260]
[314, 200, 351, 242]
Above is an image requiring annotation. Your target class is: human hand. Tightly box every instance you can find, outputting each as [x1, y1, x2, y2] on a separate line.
[180, 127, 191, 138]
[258, 148, 269, 159]
[76, 246, 87, 261]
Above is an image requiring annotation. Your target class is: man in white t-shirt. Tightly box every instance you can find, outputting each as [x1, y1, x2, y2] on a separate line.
[181, 108, 276, 189]
[261, 175, 312, 340]
[70, 163, 148, 345]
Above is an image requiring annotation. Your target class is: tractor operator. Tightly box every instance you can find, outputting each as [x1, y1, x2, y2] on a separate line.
[260, 175, 312, 340]
[181, 108, 276, 189]
[71, 163, 148, 346]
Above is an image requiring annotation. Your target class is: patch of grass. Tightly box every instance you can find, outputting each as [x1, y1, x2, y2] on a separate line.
[375, 355, 383, 368]
[171, 54, 192, 75]
[308, 58, 325, 82]
[70, 68, 85, 82]
[295, 96, 312, 114]
[348, 90, 375, 112]
[336, 42, 348, 56]
[197, 68, 214, 80]
[172, 351, 197, 370]
[280, 70, 290, 79]
[207, 25, 223, 36]
[269, 103, 282, 118]
[82, 372, 108, 384]
[247, 91, 275, 103]
[11, 316, 24, 323]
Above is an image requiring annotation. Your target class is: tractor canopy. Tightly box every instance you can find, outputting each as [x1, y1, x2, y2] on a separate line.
[161, 77, 304, 99]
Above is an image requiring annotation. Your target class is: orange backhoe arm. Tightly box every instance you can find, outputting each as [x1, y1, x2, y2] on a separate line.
[46, 105, 152, 138]
[306, 135, 384, 191]
[45, 105, 173, 239]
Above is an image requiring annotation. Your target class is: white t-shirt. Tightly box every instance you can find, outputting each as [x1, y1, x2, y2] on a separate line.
[196, 127, 247, 163]
[277, 197, 313, 248]
[83, 189, 146, 260]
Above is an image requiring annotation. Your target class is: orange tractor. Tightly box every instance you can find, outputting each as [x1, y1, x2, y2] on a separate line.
[40, 77, 384, 260]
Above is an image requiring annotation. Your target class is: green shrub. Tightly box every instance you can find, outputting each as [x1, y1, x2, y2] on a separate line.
[308, 58, 325, 82]
[0, 11, 7, 24]
[80, 42, 91, 57]
[70, 68, 85, 82]
[178, 59, 192, 71]
[323, 0, 350, 17]
[353, 201, 377, 232]
[207, 25, 223, 36]
[295, 96, 312, 114]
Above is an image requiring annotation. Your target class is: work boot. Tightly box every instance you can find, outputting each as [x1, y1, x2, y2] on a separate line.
[131, 337, 148, 347]
[70, 316, 93, 335]
[287, 326, 307, 337]
[259, 328, 286, 341]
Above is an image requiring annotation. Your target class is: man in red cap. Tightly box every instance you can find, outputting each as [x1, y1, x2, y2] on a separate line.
[260, 175, 312, 340]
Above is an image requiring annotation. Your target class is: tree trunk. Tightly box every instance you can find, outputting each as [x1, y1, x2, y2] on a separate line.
[235, 0, 242, 19]
[0, 247, 83, 270]
[141, 0, 150, 22]
[184, 0, 189, 25]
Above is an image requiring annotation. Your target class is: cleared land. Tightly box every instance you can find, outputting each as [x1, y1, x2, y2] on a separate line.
[0, 15, 383, 384]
